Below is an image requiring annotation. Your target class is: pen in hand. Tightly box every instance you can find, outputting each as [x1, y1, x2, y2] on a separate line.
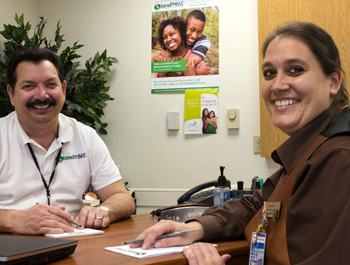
[35, 202, 81, 228]
[70, 220, 82, 228]
[123, 228, 200, 245]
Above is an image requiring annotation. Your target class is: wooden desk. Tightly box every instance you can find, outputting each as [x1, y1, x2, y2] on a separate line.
[41, 214, 248, 265]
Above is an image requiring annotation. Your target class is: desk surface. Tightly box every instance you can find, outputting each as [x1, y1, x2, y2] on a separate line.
[8, 214, 250, 265]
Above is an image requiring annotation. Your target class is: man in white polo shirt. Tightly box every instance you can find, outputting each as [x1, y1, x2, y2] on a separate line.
[0, 47, 135, 235]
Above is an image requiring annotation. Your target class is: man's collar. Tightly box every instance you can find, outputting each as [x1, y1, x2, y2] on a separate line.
[14, 111, 32, 146]
[57, 113, 73, 144]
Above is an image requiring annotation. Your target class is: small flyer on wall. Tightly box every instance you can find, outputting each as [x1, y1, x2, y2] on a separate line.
[151, 0, 219, 93]
[184, 89, 218, 134]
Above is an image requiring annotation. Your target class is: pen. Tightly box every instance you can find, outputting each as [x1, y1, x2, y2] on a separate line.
[70, 220, 82, 228]
[36, 202, 81, 228]
[122, 228, 200, 245]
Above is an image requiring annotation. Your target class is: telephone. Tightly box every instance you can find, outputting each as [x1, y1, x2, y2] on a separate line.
[151, 167, 231, 223]
[151, 181, 219, 224]
[177, 179, 231, 205]
[151, 179, 231, 224]
[151, 204, 211, 224]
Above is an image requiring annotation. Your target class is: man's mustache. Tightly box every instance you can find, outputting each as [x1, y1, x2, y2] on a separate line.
[26, 98, 57, 108]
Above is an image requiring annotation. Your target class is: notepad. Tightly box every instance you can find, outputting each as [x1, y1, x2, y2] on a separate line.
[104, 243, 217, 259]
[45, 228, 104, 238]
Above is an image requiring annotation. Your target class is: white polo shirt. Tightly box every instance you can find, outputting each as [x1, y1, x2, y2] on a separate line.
[0, 112, 121, 217]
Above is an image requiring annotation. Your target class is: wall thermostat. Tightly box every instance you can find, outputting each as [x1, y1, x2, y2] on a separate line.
[227, 109, 239, 129]
[167, 111, 179, 130]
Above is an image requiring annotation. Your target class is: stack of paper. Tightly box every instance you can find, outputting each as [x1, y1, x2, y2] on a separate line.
[105, 243, 217, 259]
[45, 228, 104, 238]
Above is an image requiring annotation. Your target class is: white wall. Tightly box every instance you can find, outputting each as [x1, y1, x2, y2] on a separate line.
[1, 0, 280, 213]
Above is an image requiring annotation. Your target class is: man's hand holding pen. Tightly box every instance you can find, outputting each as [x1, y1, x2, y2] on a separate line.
[2, 204, 76, 235]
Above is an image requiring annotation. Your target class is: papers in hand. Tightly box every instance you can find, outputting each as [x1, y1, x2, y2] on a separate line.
[105, 243, 217, 259]
[45, 228, 103, 238]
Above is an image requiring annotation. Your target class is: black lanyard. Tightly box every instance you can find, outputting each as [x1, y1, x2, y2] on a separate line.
[27, 143, 63, 205]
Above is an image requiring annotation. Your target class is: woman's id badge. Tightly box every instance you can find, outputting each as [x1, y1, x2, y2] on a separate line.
[249, 201, 268, 264]
[249, 232, 266, 265]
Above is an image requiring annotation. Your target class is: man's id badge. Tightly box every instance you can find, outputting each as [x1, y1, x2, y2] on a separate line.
[249, 232, 266, 265]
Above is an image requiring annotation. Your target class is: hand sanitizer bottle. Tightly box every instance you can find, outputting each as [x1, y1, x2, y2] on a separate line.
[213, 166, 231, 207]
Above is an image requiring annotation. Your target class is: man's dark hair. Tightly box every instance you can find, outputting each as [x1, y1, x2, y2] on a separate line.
[157, 16, 187, 49]
[7, 47, 64, 94]
[186, 10, 206, 23]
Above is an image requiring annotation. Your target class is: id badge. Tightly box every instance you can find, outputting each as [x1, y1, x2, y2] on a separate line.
[249, 232, 266, 265]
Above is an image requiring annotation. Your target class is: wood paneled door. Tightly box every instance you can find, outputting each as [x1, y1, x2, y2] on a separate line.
[258, 0, 350, 156]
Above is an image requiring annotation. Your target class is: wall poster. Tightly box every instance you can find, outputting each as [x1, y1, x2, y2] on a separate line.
[151, 0, 219, 93]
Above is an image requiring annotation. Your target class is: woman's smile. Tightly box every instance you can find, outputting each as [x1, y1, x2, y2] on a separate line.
[274, 99, 299, 107]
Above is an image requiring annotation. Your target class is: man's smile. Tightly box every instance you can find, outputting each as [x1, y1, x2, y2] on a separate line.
[26, 98, 57, 109]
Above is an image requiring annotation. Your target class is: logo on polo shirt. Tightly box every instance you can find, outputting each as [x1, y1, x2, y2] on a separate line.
[59, 153, 86, 163]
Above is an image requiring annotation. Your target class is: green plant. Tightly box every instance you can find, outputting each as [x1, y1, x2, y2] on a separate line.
[0, 14, 118, 135]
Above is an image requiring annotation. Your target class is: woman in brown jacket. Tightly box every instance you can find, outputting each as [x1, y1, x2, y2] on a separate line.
[132, 21, 350, 265]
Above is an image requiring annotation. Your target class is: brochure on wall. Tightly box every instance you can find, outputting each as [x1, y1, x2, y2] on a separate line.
[151, 0, 219, 93]
[184, 89, 218, 134]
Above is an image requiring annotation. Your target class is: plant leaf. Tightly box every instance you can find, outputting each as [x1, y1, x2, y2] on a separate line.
[0, 13, 118, 135]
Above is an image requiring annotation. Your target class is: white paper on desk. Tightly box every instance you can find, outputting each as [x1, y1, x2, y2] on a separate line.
[45, 228, 104, 238]
[104, 243, 217, 259]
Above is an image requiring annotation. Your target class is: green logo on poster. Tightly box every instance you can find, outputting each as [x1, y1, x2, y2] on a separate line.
[154, 2, 184, 10]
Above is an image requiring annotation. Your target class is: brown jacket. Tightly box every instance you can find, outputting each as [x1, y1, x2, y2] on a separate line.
[195, 105, 350, 264]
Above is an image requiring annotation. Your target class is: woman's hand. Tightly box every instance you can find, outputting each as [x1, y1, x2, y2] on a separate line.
[207, 119, 217, 129]
[207, 119, 214, 125]
[183, 243, 231, 265]
[130, 220, 204, 250]
[157, 55, 173, 78]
